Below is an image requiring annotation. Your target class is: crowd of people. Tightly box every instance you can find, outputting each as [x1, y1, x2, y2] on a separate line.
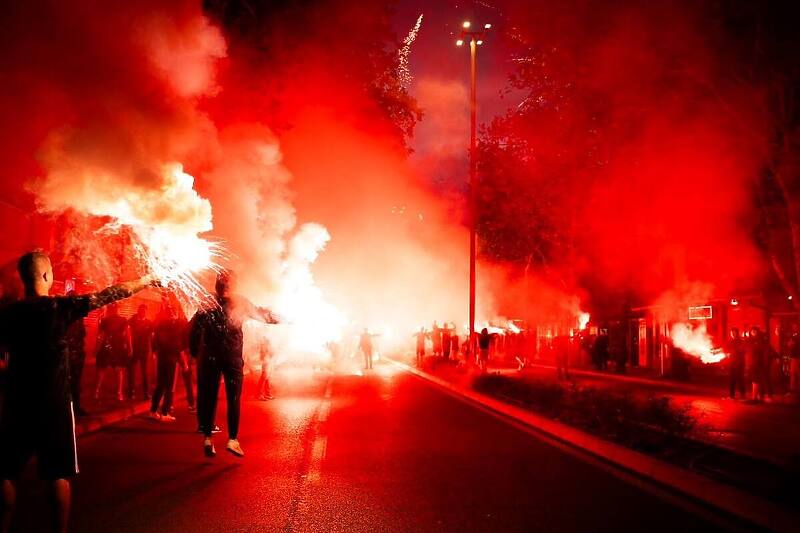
[0, 251, 280, 533]
[725, 325, 800, 403]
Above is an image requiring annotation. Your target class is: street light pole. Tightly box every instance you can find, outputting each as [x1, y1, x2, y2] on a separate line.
[457, 21, 490, 358]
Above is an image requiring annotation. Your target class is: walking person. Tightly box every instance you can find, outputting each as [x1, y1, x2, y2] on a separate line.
[0, 250, 154, 533]
[127, 304, 153, 401]
[450, 325, 459, 361]
[149, 301, 187, 422]
[64, 294, 87, 417]
[190, 272, 279, 458]
[726, 328, 746, 399]
[94, 303, 130, 402]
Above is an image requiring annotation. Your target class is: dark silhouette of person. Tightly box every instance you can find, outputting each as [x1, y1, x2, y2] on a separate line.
[431, 321, 443, 357]
[726, 328, 746, 399]
[442, 324, 452, 361]
[149, 301, 187, 422]
[359, 328, 374, 370]
[94, 303, 130, 401]
[413, 327, 426, 367]
[190, 271, 279, 458]
[478, 328, 492, 373]
[0, 250, 154, 533]
[746, 326, 767, 401]
[127, 304, 153, 400]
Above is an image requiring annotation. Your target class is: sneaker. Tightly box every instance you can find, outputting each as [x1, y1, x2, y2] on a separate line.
[160, 414, 177, 422]
[204, 438, 216, 458]
[148, 411, 162, 421]
[226, 439, 244, 457]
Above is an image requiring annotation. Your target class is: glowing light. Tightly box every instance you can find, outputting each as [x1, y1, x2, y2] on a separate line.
[484, 23, 492, 29]
[476, 40, 483, 45]
[790, 295, 794, 301]
[578, 312, 590, 330]
[671, 322, 726, 364]
[462, 21, 471, 28]
[730, 298, 738, 306]
[90, 163, 220, 308]
[507, 321, 520, 334]
[397, 14, 423, 88]
[456, 39, 464, 46]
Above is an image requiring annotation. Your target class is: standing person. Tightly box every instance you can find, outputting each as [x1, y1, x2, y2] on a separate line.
[478, 328, 492, 373]
[257, 335, 274, 401]
[64, 295, 87, 417]
[554, 335, 570, 380]
[746, 327, 766, 402]
[726, 328, 746, 399]
[442, 324, 452, 361]
[149, 301, 187, 422]
[450, 325, 459, 361]
[94, 303, 130, 402]
[190, 272, 279, 458]
[0, 250, 154, 533]
[788, 323, 800, 395]
[359, 328, 374, 370]
[127, 304, 153, 401]
[413, 327, 426, 367]
[431, 321, 442, 358]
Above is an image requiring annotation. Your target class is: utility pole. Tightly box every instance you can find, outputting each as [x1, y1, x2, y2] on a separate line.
[457, 21, 490, 357]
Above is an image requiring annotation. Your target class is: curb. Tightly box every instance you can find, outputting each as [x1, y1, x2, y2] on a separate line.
[75, 392, 188, 437]
[387, 357, 799, 533]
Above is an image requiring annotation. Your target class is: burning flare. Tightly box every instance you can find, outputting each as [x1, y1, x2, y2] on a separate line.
[671, 322, 726, 364]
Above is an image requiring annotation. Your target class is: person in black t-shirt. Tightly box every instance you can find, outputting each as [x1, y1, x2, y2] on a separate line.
[0, 251, 155, 533]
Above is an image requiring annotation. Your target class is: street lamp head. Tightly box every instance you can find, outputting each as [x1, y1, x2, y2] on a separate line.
[456, 39, 464, 46]
[484, 23, 492, 29]
[462, 21, 471, 29]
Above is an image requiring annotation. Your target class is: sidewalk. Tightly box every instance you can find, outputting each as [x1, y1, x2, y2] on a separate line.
[515, 362, 800, 467]
[72, 359, 190, 436]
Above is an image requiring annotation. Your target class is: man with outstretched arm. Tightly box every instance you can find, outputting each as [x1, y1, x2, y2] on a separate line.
[0, 250, 156, 533]
[190, 271, 279, 459]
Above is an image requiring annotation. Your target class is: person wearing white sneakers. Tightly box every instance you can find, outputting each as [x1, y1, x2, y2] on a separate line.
[149, 299, 187, 423]
[189, 272, 280, 458]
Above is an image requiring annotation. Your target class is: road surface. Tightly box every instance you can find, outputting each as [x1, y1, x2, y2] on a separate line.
[11, 364, 739, 532]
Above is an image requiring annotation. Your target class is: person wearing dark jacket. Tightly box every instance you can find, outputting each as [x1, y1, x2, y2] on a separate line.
[726, 328, 746, 399]
[149, 301, 187, 422]
[127, 304, 153, 401]
[190, 272, 279, 458]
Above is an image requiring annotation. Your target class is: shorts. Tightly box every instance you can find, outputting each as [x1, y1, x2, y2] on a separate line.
[0, 400, 78, 480]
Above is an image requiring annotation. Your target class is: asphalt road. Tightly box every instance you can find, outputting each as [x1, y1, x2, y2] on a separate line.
[11, 364, 737, 532]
